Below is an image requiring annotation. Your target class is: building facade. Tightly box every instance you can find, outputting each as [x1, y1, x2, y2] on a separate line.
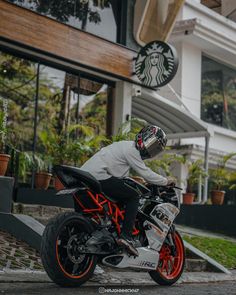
[0, 0, 235, 202]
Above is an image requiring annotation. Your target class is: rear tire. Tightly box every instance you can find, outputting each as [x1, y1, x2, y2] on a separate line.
[40, 212, 97, 287]
[149, 230, 185, 286]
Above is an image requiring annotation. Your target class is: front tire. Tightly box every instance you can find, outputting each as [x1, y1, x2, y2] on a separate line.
[40, 212, 97, 287]
[149, 230, 185, 286]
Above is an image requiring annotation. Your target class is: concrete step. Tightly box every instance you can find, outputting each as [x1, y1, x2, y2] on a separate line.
[13, 203, 72, 220]
[185, 258, 207, 272]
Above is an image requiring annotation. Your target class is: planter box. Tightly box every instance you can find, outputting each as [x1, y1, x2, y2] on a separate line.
[0, 176, 14, 213]
[16, 188, 74, 208]
[176, 204, 236, 237]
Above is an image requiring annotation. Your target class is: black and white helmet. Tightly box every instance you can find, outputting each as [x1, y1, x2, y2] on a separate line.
[135, 125, 167, 159]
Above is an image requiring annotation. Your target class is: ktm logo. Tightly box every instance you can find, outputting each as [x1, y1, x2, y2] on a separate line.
[151, 209, 171, 226]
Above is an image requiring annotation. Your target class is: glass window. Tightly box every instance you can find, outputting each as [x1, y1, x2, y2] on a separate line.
[0, 51, 36, 151]
[37, 66, 111, 167]
[201, 56, 236, 131]
[0, 49, 113, 185]
[8, 0, 119, 42]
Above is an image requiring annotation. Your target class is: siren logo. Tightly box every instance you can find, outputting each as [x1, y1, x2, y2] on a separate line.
[135, 41, 178, 88]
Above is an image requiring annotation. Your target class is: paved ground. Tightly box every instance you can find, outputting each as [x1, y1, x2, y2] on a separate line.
[1, 220, 236, 294]
[0, 230, 43, 271]
[1, 269, 236, 285]
[0, 281, 236, 295]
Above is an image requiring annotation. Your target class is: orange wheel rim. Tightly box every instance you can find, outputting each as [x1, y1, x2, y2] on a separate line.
[56, 239, 94, 279]
[55, 221, 94, 279]
[158, 232, 184, 280]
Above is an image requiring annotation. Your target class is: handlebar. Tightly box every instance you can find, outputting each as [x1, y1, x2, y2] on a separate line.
[169, 185, 182, 190]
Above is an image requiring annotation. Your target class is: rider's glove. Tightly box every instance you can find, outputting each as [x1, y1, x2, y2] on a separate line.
[166, 176, 177, 187]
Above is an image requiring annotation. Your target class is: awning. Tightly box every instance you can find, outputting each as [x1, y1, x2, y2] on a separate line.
[132, 88, 211, 139]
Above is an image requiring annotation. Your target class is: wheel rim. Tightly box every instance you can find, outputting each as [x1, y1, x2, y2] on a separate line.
[157, 232, 184, 280]
[55, 219, 94, 279]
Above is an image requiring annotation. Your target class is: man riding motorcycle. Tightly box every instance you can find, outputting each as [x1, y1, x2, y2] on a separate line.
[81, 125, 176, 256]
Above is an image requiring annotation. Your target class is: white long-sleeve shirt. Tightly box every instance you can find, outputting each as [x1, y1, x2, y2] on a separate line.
[81, 141, 168, 185]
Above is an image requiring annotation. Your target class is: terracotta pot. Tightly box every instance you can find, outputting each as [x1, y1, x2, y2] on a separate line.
[35, 172, 52, 190]
[210, 190, 225, 205]
[0, 154, 11, 176]
[54, 176, 65, 191]
[182, 193, 195, 205]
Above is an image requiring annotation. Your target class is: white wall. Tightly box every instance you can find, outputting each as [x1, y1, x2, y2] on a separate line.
[159, 0, 236, 154]
[181, 42, 202, 116]
[157, 42, 183, 105]
[113, 81, 132, 135]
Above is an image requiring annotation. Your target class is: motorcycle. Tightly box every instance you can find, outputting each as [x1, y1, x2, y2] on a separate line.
[40, 165, 185, 287]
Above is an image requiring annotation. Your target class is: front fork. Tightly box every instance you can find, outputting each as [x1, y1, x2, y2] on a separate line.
[165, 225, 177, 256]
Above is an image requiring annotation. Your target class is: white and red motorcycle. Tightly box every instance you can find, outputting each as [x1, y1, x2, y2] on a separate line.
[41, 165, 185, 287]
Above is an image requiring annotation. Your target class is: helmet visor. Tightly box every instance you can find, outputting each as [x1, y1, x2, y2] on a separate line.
[144, 136, 164, 158]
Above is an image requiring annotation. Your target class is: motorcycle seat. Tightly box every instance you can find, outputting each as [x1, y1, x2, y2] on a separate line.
[54, 165, 102, 194]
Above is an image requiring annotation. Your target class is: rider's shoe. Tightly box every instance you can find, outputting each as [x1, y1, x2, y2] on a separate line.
[117, 234, 139, 257]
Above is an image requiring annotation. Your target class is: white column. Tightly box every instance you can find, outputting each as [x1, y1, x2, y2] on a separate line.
[171, 161, 188, 203]
[112, 81, 132, 135]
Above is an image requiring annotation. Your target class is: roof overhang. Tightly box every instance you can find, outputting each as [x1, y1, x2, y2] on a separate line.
[170, 0, 236, 67]
[132, 88, 212, 139]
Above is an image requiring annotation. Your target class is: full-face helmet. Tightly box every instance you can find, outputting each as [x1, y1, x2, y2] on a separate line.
[135, 125, 167, 159]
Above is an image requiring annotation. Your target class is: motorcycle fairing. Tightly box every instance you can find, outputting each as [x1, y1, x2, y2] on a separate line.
[145, 203, 180, 251]
[102, 247, 159, 270]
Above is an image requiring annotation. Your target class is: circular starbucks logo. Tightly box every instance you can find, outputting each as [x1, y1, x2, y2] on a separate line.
[135, 41, 178, 88]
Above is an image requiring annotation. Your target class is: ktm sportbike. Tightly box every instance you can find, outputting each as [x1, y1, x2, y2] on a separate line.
[40, 165, 185, 287]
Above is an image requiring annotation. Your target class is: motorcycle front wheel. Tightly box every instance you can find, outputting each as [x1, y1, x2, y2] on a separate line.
[40, 212, 97, 287]
[149, 230, 185, 286]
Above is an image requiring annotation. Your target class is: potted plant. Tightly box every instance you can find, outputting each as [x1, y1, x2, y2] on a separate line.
[147, 152, 185, 175]
[182, 159, 207, 205]
[209, 153, 236, 205]
[145, 152, 185, 190]
[0, 110, 10, 176]
[39, 124, 105, 190]
[34, 154, 52, 190]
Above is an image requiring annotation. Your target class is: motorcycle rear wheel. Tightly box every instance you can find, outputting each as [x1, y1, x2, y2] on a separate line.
[41, 211, 97, 287]
[149, 230, 185, 286]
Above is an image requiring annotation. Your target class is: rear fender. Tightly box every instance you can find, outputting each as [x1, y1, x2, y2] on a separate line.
[56, 187, 86, 196]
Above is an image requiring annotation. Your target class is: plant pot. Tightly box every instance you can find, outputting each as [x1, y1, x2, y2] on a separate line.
[210, 190, 225, 205]
[54, 176, 65, 191]
[35, 172, 52, 190]
[0, 154, 11, 176]
[182, 193, 195, 205]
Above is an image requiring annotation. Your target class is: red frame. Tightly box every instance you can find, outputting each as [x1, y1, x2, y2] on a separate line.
[74, 190, 139, 236]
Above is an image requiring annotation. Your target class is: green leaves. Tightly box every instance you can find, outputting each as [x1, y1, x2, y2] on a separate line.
[186, 159, 207, 192]
[111, 117, 147, 142]
[209, 153, 236, 191]
[9, 0, 111, 25]
[183, 235, 236, 269]
[146, 152, 185, 177]
[39, 123, 109, 167]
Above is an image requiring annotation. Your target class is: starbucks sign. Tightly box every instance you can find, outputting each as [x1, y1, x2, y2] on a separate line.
[135, 41, 178, 88]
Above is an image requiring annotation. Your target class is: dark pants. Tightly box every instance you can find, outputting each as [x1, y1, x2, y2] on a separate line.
[100, 177, 140, 237]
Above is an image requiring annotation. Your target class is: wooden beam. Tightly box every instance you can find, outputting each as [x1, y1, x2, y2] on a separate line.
[0, 1, 136, 82]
